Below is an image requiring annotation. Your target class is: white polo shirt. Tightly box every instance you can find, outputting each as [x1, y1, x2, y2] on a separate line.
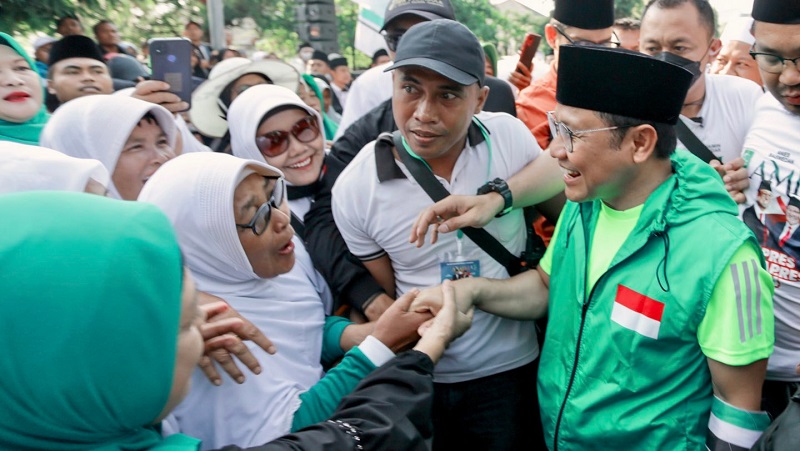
[332, 111, 540, 383]
[677, 74, 763, 163]
[741, 92, 800, 381]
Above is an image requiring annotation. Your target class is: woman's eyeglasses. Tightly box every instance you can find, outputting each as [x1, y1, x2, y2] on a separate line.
[235, 177, 286, 236]
[255, 115, 319, 158]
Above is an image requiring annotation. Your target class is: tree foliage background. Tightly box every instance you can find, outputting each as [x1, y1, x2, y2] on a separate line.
[2, 0, 646, 68]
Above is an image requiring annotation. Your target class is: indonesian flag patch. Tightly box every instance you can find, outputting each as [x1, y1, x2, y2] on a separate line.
[610, 285, 665, 339]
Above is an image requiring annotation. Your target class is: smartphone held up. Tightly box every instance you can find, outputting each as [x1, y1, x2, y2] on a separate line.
[150, 37, 193, 109]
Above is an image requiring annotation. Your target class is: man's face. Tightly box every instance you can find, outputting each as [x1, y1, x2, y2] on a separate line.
[613, 27, 640, 52]
[753, 21, 800, 114]
[57, 18, 83, 37]
[549, 105, 637, 208]
[787, 205, 800, 225]
[184, 24, 204, 43]
[383, 15, 427, 60]
[640, 2, 719, 92]
[546, 23, 615, 64]
[711, 40, 763, 85]
[34, 43, 53, 64]
[307, 59, 329, 77]
[757, 188, 772, 209]
[331, 66, 352, 87]
[392, 66, 488, 163]
[95, 22, 120, 46]
[113, 117, 174, 200]
[47, 58, 113, 103]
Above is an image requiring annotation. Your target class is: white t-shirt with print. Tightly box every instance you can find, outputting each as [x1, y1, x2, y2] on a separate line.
[741, 92, 800, 381]
[332, 111, 540, 383]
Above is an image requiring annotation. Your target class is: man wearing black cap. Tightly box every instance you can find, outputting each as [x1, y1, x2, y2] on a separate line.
[328, 54, 351, 111]
[332, 19, 544, 450]
[516, 0, 616, 151]
[307, 50, 331, 79]
[46, 35, 115, 110]
[741, 0, 800, 419]
[334, 0, 457, 139]
[412, 44, 774, 449]
[639, 0, 762, 187]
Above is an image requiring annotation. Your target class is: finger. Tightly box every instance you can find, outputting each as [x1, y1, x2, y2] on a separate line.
[160, 101, 190, 114]
[134, 80, 171, 95]
[210, 337, 262, 377]
[725, 157, 745, 171]
[235, 321, 277, 354]
[730, 191, 747, 204]
[392, 288, 420, 312]
[205, 339, 249, 383]
[417, 317, 434, 336]
[200, 316, 245, 340]
[197, 355, 223, 386]
[199, 300, 230, 321]
[410, 209, 436, 246]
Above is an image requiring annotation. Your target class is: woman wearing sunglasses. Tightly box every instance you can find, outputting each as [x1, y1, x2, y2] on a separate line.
[139, 152, 430, 449]
[228, 84, 328, 237]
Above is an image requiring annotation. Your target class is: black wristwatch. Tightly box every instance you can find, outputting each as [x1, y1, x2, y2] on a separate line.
[477, 178, 513, 217]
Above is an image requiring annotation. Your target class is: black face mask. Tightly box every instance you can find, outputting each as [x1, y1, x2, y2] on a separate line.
[653, 51, 703, 86]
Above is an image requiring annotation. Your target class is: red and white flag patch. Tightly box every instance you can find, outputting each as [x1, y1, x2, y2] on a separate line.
[610, 285, 665, 339]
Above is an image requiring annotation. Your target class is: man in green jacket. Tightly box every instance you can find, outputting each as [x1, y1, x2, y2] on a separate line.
[412, 44, 775, 450]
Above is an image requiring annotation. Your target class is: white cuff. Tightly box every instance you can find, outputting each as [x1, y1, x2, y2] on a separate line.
[359, 335, 395, 367]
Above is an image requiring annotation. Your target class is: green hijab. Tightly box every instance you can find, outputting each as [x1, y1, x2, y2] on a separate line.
[301, 73, 338, 141]
[0, 192, 199, 450]
[482, 42, 498, 77]
[0, 32, 50, 145]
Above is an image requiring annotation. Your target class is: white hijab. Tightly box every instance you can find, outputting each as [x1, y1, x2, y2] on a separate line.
[227, 84, 323, 165]
[39, 95, 177, 199]
[0, 141, 109, 194]
[139, 152, 330, 448]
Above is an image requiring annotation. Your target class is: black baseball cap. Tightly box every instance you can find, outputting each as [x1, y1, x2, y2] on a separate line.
[384, 19, 484, 86]
[381, 0, 456, 32]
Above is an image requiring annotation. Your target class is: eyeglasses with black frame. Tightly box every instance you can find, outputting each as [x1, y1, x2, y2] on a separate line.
[547, 111, 631, 153]
[749, 49, 800, 74]
[255, 115, 319, 158]
[235, 176, 286, 236]
[553, 25, 620, 49]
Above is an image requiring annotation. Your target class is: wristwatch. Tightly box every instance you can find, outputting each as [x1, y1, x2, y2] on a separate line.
[477, 178, 513, 217]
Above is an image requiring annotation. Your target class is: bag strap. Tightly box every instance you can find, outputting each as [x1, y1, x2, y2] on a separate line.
[675, 119, 718, 164]
[387, 131, 524, 276]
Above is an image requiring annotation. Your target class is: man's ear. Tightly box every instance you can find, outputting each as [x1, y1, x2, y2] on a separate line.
[544, 24, 558, 50]
[474, 85, 490, 114]
[628, 124, 659, 164]
[708, 37, 722, 58]
[46, 78, 56, 96]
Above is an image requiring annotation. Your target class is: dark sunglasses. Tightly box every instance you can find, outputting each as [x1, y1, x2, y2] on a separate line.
[382, 32, 404, 52]
[255, 115, 319, 158]
[235, 177, 286, 236]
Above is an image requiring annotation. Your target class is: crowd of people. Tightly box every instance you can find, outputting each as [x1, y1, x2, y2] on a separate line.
[1, 0, 799, 449]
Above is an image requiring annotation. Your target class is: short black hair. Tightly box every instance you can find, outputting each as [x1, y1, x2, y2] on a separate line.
[614, 18, 641, 31]
[185, 20, 202, 30]
[56, 15, 81, 29]
[642, 0, 716, 38]
[595, 111, 677, 159]
[92, 19, 113, 36]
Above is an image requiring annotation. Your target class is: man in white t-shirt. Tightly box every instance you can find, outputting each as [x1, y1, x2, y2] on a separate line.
[333, 0, 455, 140]
[739, 0, 800, 419]
[640, 0, 763, 166]
[332, 20, 543, 450]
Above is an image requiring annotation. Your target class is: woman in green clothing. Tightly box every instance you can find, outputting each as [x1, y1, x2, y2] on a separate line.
[0, 32, 49, 145]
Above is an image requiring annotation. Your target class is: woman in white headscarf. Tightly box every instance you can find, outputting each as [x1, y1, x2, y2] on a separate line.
[39, 94, 176, 200]
[138, 152, 429, 450]
[0, 141, 108, 194]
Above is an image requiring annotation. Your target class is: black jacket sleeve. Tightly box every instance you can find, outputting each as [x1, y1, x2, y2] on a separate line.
[304, 99, 397, 315]
[218, 350, 435, 451]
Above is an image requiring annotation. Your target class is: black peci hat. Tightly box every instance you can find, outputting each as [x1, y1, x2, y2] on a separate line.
[385, 19, 484, 86]
[48, 35, 105, 67]
[553, 0, 615, 30]
[752, 0, 800, 24]
[556, 45, 693, 125]
[310, 49, 329, 64]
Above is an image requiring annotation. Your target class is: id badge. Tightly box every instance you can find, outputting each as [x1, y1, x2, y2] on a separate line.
[439, 232, 481, 282]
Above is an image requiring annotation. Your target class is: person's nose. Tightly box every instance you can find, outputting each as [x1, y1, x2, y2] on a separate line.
[0, 68, 25, 87]
[413, 96, 437, 123]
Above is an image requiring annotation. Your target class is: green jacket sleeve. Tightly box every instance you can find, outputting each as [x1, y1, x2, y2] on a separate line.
[291, 346, 376, 432]
[321, 316, 350, 365]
